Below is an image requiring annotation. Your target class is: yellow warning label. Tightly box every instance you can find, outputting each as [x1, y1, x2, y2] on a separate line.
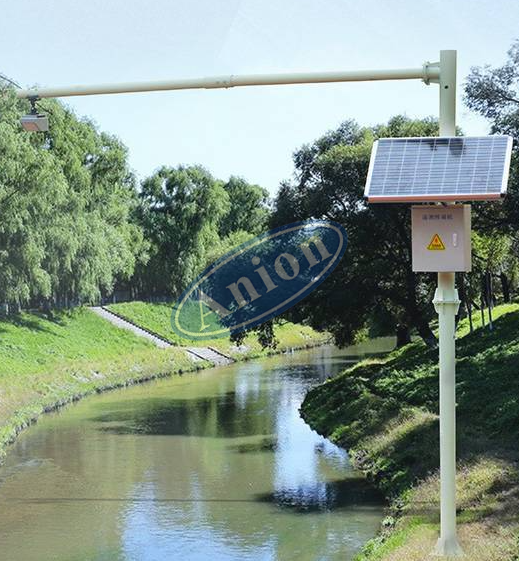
[427, 234, 446, 251]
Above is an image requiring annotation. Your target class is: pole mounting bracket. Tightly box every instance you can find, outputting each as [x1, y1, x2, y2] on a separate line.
[433, 287, 461, 314]
[423, 61, 440, 85]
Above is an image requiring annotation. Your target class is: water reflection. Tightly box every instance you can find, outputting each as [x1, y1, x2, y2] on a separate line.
[256, 477, 386, 513]
[0, 342, 393, 561]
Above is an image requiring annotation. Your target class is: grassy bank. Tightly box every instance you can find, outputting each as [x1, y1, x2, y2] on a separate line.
[106, 300, 326, 356]
[106, 301, 187, 344]
[301, 303, 519, 560]
[0, 305, 327, 463]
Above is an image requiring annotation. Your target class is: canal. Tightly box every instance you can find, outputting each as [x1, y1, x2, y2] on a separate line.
[0, 341, 393, 560]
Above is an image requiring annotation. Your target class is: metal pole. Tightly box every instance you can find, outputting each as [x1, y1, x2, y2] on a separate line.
[433, 49, 464, 557]
[14, 65, 439, 100]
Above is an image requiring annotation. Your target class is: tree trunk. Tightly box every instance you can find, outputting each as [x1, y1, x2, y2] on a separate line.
[467, 299, 473, 333]
[416, 319, 437, 348]
[395, 324, 411, 347]
[487, 271, 493, 330]
[480, 271, 493, 330]
[500, 272, 510, 303]
[458, 274, 473, 333]
[403, 270, 437, 348]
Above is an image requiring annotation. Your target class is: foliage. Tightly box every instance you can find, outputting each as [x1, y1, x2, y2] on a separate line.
[464, 40, 519, 232]
[230, 318, 279, 350]
[202, 229, 254, 269]
[463, 40, 519, 308]
[464, 40, 519, 136]
[135, 168, 270, 298]
[135, 165, 230, 297]
[0, 85, 147, 307]
[219, 176, 270, 237]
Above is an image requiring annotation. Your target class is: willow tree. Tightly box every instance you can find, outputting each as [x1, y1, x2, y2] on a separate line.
[0, 83, 147, 307]
[136, 165, 231, 297]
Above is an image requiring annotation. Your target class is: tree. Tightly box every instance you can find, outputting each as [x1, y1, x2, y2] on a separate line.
[136, 165, 230, 297]
[464, 39, 519, 304]
[464, 40, 519, 133]
[272, 116, 440, 347]
[0, 83, 146, 307]
[464, 40, 519, 230]
[219, 176, 270, 237]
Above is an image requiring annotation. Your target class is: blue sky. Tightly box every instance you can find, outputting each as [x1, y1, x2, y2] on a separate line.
[1, 0, 518, 194]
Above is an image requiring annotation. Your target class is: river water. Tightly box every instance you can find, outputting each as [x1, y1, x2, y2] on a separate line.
[0, 341, 393, 561]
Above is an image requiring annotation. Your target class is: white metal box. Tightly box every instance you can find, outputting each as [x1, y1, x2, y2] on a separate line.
[411, 205, 471, 272]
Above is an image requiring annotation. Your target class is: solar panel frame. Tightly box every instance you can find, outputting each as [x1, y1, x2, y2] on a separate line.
[364, 135, 513, 203]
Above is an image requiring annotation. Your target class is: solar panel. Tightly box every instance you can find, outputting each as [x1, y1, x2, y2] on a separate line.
[365, 136, 513, 203]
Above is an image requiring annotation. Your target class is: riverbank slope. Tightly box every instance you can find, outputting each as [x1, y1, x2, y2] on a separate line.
[0, 305, 327, 463]
[106, 300, 323, 357]
[302, 303, 519, 560]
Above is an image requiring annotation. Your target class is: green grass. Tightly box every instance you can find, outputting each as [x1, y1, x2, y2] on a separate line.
[108, 300, 237, 345]
[107, 301, 187, 343]
[0, 308, 154, 376]
[301, 303, 519, 560]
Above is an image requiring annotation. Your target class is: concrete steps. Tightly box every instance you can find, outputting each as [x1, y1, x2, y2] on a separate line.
[90, 306, 172, 348]
[185, 346, 234, 366]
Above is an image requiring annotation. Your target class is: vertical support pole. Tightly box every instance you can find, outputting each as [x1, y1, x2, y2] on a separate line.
[434, 273, 462, 556]
[439, 50, 457, 137]
[434, 49, 464, 557]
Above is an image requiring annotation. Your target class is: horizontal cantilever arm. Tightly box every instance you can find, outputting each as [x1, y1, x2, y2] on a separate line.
[15, 64, 440, 99]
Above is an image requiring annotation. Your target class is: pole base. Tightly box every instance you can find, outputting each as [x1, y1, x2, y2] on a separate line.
[433, 536, 464, 557]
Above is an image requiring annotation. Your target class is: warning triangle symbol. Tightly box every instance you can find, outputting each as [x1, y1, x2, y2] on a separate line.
[427, 233, 446, 251]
